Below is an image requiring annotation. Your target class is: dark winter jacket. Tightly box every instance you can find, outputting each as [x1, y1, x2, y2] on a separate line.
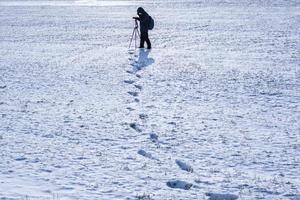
[135, 7, 150, 33]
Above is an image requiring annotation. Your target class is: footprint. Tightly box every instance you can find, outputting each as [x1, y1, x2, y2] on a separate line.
[205, 193, 238, 200]
[128, 50, 135, 54]
[0, 85, 6, 89]
[130, 61, 138, 66]
[166, 180, 193, 190]
[146, 105, 156, 109]
[139, 113, 148, 120]
[40, 168, 53, 173]
[128, 91, 138, 97]
[15, 157, 26, 161]
[134, 98, 140, 103]
[134, 84, 142, 90]
[59, 186, 74, 191]
[167, 121, 176, 125]
[149, 133, 158, 142]
[137, 149, 157, 160]
[194, 179, 215, 185]
[126, 70, 134, 74]
[136, 74, 141, 78]
[175, 159, 193, 172]
[126, 107, 135, 111]
[129, 123, 142, 132]
[124, 80, 135, 84]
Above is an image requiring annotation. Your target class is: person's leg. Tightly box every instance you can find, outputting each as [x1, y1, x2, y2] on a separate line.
[145, 32, 151, 49]
[140, 32, 146, 48]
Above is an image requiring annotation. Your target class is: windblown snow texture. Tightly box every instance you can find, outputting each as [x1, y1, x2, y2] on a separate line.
[0, 0, 299, 199]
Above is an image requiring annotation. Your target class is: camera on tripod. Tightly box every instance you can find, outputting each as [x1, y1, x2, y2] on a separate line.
[129, 18, 140, 49]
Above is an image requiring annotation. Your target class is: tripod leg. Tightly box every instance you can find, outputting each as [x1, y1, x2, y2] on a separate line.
[134, 28, 137, 49]
[136, 30, 140, 49]
[128, 27, 136, 49]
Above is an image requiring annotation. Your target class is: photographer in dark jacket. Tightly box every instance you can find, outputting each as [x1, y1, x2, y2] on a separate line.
[133, 7, 151, 49]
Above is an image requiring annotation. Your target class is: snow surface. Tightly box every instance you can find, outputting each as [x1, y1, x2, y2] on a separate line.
[0, 0, 300, 199]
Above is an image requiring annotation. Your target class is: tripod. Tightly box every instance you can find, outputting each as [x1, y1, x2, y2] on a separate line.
[128, 20, 140, 50]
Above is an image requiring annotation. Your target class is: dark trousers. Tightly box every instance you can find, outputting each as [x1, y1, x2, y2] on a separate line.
[140, 32, 151, 49]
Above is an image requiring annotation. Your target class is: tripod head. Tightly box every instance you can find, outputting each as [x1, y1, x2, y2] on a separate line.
[132, 17, 139, 28]
[134, 19, 138, 28]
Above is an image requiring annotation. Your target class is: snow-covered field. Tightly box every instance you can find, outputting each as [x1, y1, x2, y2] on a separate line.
[0, 0, 299, 199]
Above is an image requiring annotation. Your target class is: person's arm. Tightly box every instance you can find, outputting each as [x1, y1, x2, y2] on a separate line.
[132, 17, 140, 21]
[139, 14, 149, 24]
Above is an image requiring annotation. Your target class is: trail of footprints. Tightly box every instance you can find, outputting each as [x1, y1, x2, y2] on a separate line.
[124, 50, 238, 199]
[125, 50, 195, 191]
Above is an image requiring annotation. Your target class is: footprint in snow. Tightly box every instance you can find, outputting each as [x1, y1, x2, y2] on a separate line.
[130, 61, 139, 66]
[126, 107, 135, 111]
[139, 113, 148, 120]
[175, 159, 193, 172]
[129, 123, 142, 132]
[0, 85, 6, 89]
[128, 91, 138, 97]
[124, 80, 135, 84]
[128, 50, 135, 54]
[205, 193, 238, 200]
[60, 186, 74, 190]
[194, 179, 215, 185]
[40, 168, 53, 173]
[126, 70, 134, 74]
[149, 133, 158, 142]
[134, 84, 142, 90]
[166, 180, 193, 190]
[15, 157, 26, 161]
[137, 149, 158, 160]
[167, 121, 176, 125]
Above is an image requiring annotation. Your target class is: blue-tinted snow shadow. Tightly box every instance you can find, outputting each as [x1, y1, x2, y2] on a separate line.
[131, 48, 154, 72]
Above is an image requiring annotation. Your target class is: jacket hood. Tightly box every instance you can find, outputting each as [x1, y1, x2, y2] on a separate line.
[137, 7, 146, 15]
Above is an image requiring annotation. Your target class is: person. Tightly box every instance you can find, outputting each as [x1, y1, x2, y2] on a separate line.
[133, 7, 151, 49]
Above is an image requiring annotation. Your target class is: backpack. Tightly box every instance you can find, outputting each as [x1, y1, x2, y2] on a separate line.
[148, 16, 154, 30]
